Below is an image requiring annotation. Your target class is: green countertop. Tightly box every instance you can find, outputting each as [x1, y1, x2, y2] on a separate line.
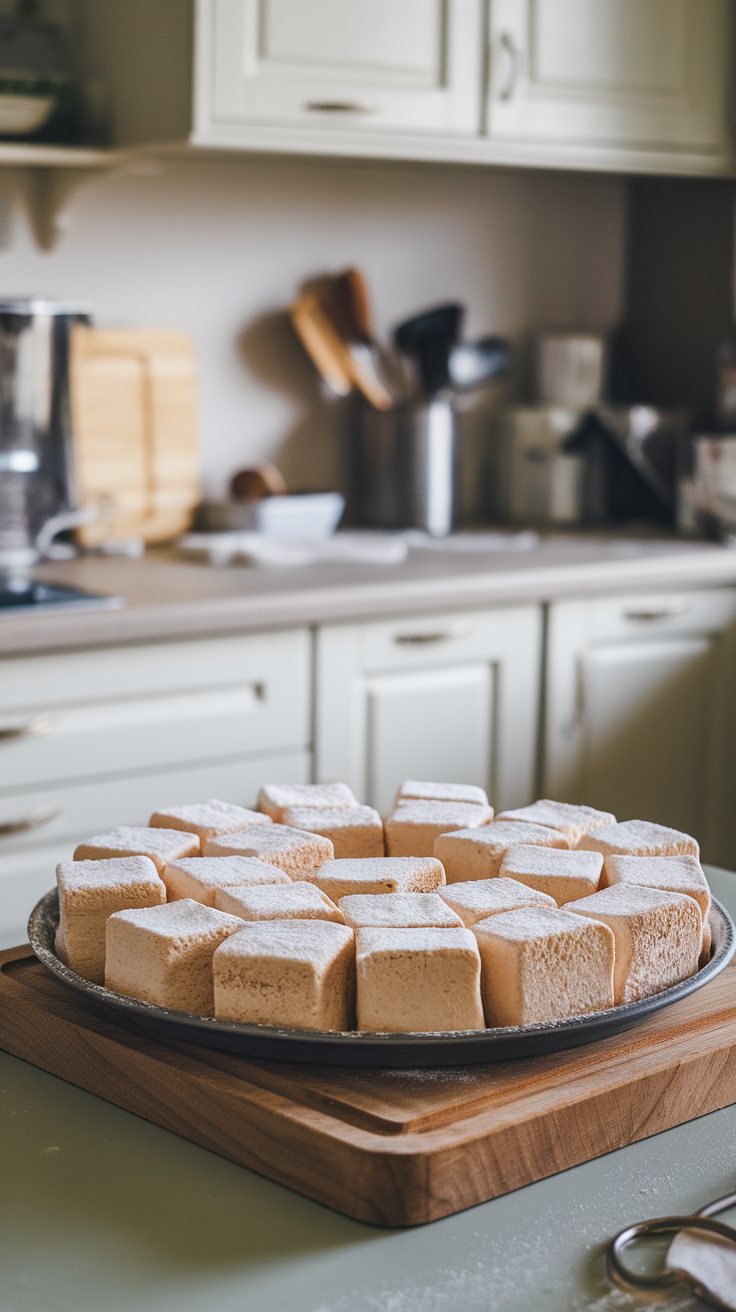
[3, 869, 736, 1312]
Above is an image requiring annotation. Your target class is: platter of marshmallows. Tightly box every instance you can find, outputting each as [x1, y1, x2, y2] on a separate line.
[30, 780, 734, 1066]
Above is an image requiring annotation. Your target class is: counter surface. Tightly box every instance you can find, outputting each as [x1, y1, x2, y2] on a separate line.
[3, 863, 736, 1311]
[3, 533, 736, 655]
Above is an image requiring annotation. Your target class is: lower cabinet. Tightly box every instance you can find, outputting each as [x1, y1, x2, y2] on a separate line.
[315, 605, 542, 816]
[543, 587, 736, 866]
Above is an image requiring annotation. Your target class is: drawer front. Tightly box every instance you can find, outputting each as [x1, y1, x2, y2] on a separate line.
[0, 748, 311, 947]
[359, 606, 537, 673]
[0, 630, 311, 792]
[585, 588, 736, 643]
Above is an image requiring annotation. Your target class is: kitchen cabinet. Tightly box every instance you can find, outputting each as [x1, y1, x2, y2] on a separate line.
[315, 604, 542, 816]
[486, 0, 732, 174]
[0, 628, 311, 946]
[543, 586, 736, 865]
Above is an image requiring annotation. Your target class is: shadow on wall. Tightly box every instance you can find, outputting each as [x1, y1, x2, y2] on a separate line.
[237, 309, 350, 497]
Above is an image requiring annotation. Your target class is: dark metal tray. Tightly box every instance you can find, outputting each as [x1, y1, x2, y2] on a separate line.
[28, 888, 736, 1068]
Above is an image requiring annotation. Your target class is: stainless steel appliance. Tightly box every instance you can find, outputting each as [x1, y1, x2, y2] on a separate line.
[0, 296, 88, 575]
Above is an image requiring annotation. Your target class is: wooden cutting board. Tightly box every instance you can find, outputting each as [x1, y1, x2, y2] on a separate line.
[70, 327, 200, 546]
[3, 942, 736, 1227]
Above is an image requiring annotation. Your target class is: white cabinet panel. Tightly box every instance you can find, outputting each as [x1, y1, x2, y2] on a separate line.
[544, 589, 736, 865]
[488, 0, 731, 164]
[316, 605, 541, 815]
[198, 0, 483, 137]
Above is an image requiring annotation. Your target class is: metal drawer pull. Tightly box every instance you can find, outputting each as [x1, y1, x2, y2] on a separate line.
[0, 805, 60, 837]
[305, 100, 377, 114]
[624, 600, 689, 622]
[395, 621, 474, 645]
[0, 715, 58, 742]
[498, 32, 521, 101]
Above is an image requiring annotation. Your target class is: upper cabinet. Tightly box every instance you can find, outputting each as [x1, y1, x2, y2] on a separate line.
[198, 0, 483, 139]
[487, 0, 733, 173]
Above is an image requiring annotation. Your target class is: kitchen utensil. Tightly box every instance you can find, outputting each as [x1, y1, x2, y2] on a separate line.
[230, 464, 288, 500]
[290, 291, 352, 397]
[69, 327, 200, 546]
[394, 302, 464, 398]
[28, 888, 734, 1067]
[352, 395, 460, 535]
[607, 1190, 736, 1308]
[447, 336, 512, 391]
[0, 296, 88, 575]
[318, 270, 394, 411]
[536, 332, 605, 408]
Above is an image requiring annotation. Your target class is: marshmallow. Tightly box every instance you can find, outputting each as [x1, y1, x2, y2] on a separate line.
[496, 800, 615, 847]
[394, 780, 490, 808]
[163, 855, 290, 905]
[499, 844, 604, 905]
[603, 852, 712, 963]
[149, 799, 270, 843]
[213, 920, 355, 1031]
[257, 782, 357, 822]
[55, 856, 166, 985]
[105, 899, 242, 1014]
[339, 892, 463, 930]
[204, 824, 333, 879]
[579, 819, 699, 860]
[439, 877, 556, 928]
[355, 927, 485, 1032]
[281, 804, 384, 858]
[567, 883, 702, 1004]
[74, 826, 199, 873]
[434, 821, 569, 883]
[311, 856, 445, 900]
[215, 882, 344, 923]
[385, 800, 493, 857]
[473, 907, 615, 1026]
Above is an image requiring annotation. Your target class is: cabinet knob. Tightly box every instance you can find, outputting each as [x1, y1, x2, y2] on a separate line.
[0, 715, 58, 743]
[0, 805, 60, 837]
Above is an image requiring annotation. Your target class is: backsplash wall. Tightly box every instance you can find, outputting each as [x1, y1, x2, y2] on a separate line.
[0, 153, 626, 513]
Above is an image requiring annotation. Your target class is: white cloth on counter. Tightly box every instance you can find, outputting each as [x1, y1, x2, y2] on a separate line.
[179, 529, 540, 569]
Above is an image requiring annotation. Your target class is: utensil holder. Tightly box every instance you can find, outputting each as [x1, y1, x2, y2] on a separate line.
[351, 396, 461, 536]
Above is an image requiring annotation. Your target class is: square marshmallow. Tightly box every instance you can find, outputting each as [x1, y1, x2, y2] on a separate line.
[149, 799, 271, 842]
[473, 907, 615, 1026]
[339, 892, 463, 930]
[55, 855, 166, 985]
[105, 899, 242, 1014]
[74, 826, 199, 873]
[567, 883, 702, 1004]
[281, 805, 384, 858]
[257, 782, 357, 822]
[163, 855, 290, 905]
[496, 800, 615, 846]
[498, 845, 604, 905]
[312, 857, 445, 900]
[213, 920, 355, 1031]
[394, 780, 490, 808]
[434, 821, 569, 883]
[579, 819, 699, 860]
[439, 877, 557, 927]
[355, 927, 485, 1032]
[215, 882, 344, 923]
[385, 800, 493, 857]
[603, 852, 712, 961]
[204, 824, 333, 878]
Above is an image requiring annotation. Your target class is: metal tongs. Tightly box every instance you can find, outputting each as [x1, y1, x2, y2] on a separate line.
[607, 1189, 736, 1309]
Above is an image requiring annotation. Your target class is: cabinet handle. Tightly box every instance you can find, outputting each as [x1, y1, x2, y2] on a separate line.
[304, 100, 377, 114]
[394, 621, 474, 645]
[0, 805, 60, 837]
[498, 32, 521, 101]
[0, 715, 58, 743]
[623, 600, 689, 622]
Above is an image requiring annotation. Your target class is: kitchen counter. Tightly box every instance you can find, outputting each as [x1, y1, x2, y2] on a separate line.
[3, 863, 736, 1312]
[4, 533, 736, 655]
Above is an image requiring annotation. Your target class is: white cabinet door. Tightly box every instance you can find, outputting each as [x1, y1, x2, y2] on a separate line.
[544, 589, 736, 865]
[487, 0, 731, 170]
[316, 605, 541, 816]
[196, 0, 483, 139]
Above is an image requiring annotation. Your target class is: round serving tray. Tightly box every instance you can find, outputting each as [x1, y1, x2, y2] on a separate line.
[28, 888, 736, 1069]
